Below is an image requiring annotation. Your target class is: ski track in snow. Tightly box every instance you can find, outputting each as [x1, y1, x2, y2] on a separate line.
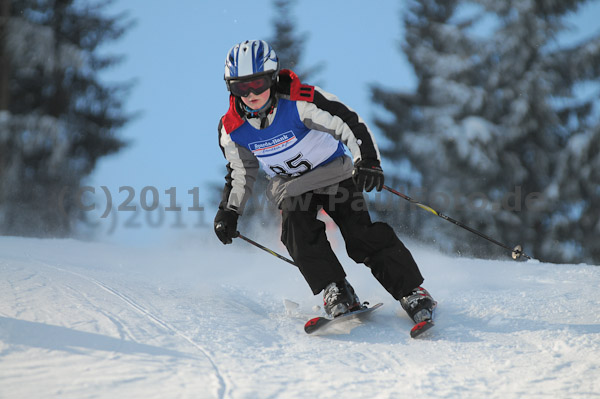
[0, 236, 599, 399]
[35, 259, 229, 399]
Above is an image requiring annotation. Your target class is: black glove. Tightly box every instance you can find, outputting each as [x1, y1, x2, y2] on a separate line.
[214, 208, 239, 245]
[352, 158, 384, 192]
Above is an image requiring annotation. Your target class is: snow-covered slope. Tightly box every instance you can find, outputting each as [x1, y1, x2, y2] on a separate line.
[1, 235, 599, 399]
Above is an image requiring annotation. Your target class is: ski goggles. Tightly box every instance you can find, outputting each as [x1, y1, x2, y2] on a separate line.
[228, 75, 273, 97]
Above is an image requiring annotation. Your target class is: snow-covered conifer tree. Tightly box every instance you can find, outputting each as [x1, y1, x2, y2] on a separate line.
[229, 0, 325, 233]
[0, 0, 133, 237]
[372, 0, 600, 263]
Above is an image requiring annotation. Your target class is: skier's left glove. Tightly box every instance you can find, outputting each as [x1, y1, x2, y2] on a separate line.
[214, 208, 239, 245]
[352, 158, 384, 192]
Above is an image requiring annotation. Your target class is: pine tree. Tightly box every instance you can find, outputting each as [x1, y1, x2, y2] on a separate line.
[548, 123, 600, 263]
[372, 0, 600, 263]
[233, 0, 324, 234]
[544, 22, 600, 263]
[267, 0, 323, 82]
[0, 0, 133, 237]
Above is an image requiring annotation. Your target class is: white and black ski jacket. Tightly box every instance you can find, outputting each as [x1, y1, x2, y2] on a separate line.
[217, 69, 381, 213]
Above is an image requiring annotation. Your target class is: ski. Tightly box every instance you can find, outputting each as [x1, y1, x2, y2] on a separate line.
[304, 303, 383, 335]
[408, 303, 437, 339]
[410, 319, 435, 338]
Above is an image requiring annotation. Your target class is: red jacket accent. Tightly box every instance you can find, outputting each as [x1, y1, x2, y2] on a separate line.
[222, 95, 245, 134]
[281, 69, 315, 102]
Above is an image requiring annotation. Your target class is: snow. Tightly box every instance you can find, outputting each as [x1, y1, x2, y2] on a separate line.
[1, 235, 599, 399]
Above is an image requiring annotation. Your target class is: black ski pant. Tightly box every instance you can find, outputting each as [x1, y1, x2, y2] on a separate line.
[280, 178, 424, 299]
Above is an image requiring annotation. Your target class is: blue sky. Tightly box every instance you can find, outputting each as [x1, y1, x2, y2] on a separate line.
[90, 0, 599, 244]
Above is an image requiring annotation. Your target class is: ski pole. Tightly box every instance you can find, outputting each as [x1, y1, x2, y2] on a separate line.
[235, 232, 298, 267]
[381, 185, 531, 260]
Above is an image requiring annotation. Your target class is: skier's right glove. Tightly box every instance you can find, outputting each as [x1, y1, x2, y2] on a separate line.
[214, 208, 239, 245]
[352, 158, 384, 192]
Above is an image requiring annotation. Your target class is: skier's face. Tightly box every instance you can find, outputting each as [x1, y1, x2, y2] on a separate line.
[240, 88, 271, 110]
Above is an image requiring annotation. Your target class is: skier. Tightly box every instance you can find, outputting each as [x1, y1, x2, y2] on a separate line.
[214, 40, 435, 325]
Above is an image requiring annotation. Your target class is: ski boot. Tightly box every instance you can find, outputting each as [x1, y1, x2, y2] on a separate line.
[323, 279, 362, 318]
[400, 286, 437, 323]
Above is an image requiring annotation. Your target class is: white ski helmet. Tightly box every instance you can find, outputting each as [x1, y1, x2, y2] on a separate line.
[224, 40, 279, 92]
